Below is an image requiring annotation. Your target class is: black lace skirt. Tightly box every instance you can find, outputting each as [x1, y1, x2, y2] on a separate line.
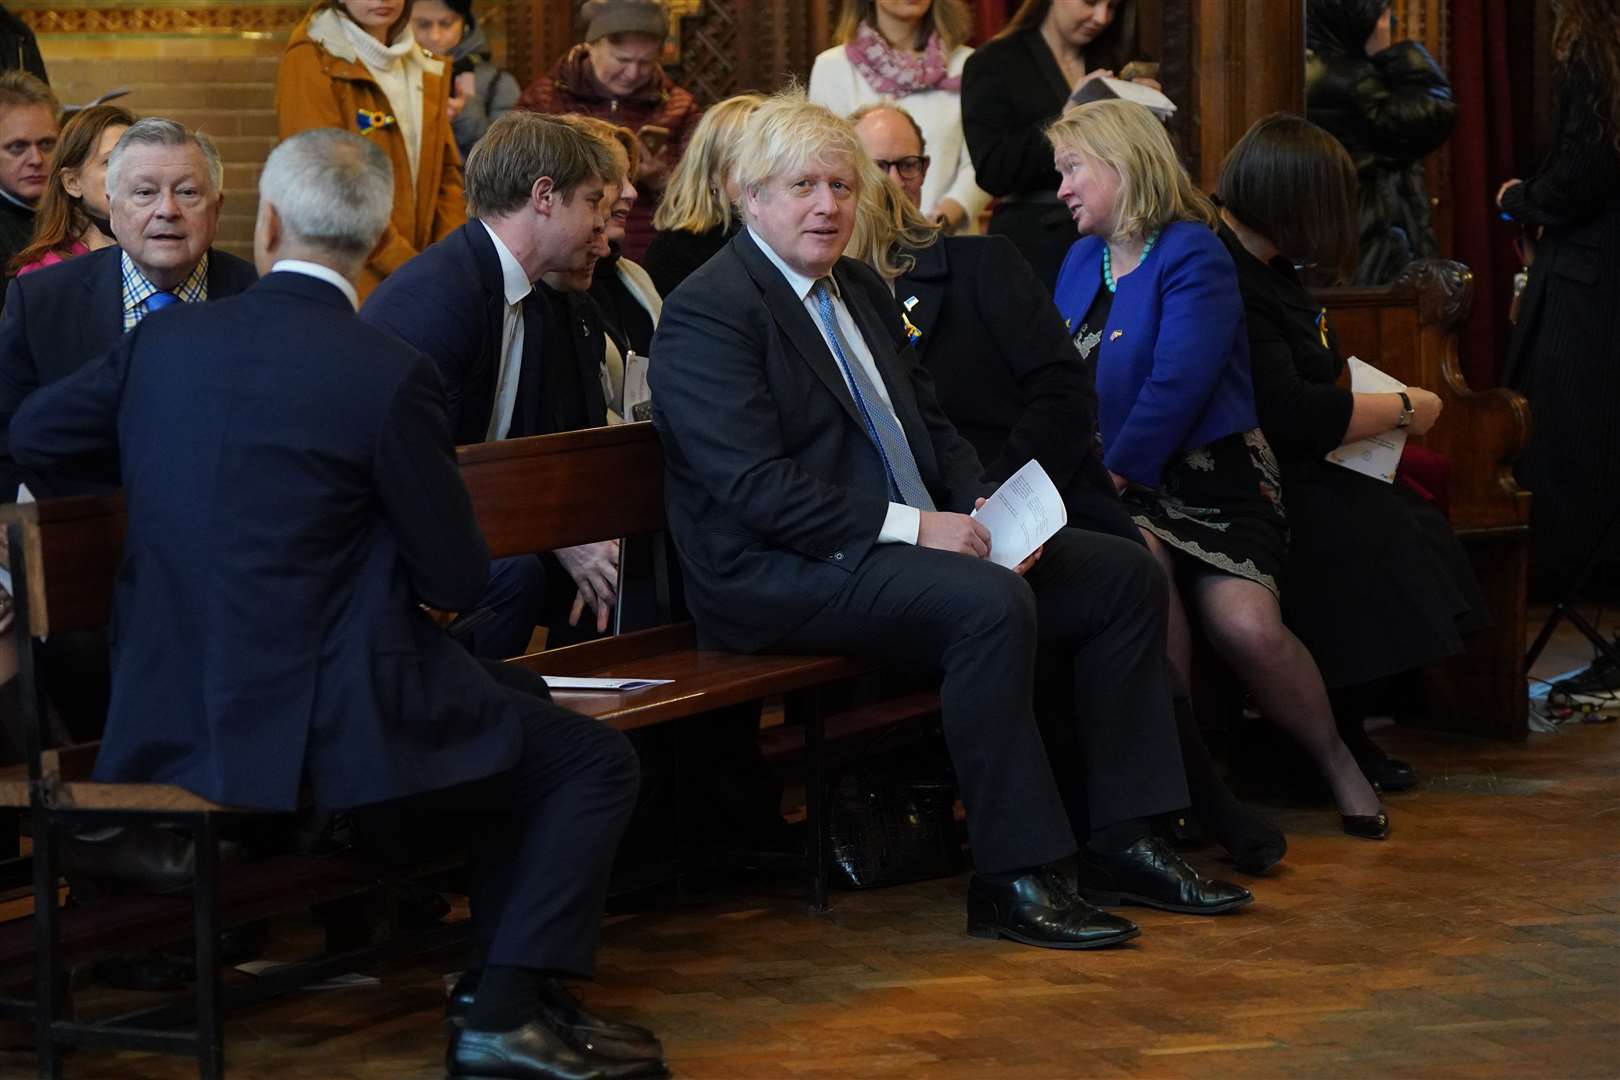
[1123, 429, 1289, 596]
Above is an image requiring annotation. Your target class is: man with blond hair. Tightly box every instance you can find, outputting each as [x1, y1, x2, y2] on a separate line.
[650, 89, 1250, 952]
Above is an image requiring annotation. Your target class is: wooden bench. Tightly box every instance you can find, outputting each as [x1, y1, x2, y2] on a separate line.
[0, 422, 886, 1078]
[1316, 258, 1533, 740]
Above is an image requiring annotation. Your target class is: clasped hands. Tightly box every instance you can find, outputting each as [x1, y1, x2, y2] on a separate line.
[916, 500, 1042, 576]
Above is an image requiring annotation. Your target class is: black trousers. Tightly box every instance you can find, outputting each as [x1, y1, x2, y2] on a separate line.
[776, 527, 1187, 875]
[410, 662, 640, 977]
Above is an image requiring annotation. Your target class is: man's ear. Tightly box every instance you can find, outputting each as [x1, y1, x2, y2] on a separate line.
[259, 200, 280, 254]
[531, 175, 556, 216]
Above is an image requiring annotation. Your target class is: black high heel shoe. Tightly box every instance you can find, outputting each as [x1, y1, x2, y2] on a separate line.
[1340, 809, 1391, 840]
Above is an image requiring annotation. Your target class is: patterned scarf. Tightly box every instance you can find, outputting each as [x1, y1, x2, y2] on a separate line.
[844, 21, 960, 96]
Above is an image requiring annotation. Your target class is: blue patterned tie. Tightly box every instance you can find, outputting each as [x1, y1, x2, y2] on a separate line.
[144, 290, 179, 315]
[813, 281, 935, 511]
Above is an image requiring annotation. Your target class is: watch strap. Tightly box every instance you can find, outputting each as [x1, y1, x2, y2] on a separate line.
[1396, 390, 1414, 428]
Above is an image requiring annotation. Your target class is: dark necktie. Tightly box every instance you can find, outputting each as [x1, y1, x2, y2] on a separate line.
[812, 280, 935, 510]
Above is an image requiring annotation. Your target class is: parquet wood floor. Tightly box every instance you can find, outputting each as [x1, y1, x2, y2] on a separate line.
[3, 616, 1616, 1080]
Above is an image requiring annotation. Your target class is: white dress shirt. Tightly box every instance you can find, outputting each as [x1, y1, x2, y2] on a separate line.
[747, 226, 921, 545]
[270, 259, 359, 310]
[482, 220, 534, 441]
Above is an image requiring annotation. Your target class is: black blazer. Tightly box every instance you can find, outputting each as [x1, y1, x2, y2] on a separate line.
[648, 230, 987, 652]
[9, 272, 522, 811]
[0, 244, 257, 498]
[641, 222, 735, 300]
[361, 222, 606, 443]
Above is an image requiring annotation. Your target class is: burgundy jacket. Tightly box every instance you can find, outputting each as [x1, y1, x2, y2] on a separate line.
[517, 44, 702, 260]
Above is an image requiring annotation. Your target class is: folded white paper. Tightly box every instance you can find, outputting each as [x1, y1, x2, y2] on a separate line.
[1100, 77, 1177, 118]
[971, 459, 1067, 570]
[1325, 356, 1406, 484]
[542, 676, 674, 691]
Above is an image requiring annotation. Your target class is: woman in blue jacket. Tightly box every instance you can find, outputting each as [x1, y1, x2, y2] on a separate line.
[1047, 100, 1387, 841]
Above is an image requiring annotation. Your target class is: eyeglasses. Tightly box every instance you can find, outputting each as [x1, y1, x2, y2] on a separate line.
[872, 155, 928, 180]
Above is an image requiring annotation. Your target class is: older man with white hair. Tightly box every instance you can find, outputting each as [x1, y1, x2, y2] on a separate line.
[651, 89, 1251, 951]
[11, 128, 664, 1080]
[0, 116, 257, 500]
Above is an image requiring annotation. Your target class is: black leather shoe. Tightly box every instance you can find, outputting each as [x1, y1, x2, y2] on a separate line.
[1230, 832, 1288, 877]
[1353, 749, 1418, 792]
[965, 865, 1139, 950]
[446, 971, 664, 1063]
[447, 1019, 666, 1080]
[58, 826, 240, 896]
[1077, 837, 1253, 914]
[1341, 810, 1391, 840]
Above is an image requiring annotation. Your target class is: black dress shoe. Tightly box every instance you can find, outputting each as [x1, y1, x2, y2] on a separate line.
[1353, 749, 1418, 792]
[1341, 810, 1391, 840]
[1230, 832, 1288, 877]
[1076, 837, 1253, 914]
[58, 826, 240, 896]
[447, 1019, 665, 1080]
[965, 865, 1139, 950]
[446, 971, 664, 1063]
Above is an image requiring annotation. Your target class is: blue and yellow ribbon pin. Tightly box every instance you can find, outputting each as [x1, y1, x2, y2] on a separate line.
[901, 295, 923, 343]
[356, 109, 396, 134]
[1315, 307, 1330, 349]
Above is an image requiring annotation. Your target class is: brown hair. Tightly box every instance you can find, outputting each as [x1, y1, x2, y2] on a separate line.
[464, 111, 615, 218]
[10, 104, 137, 274]
[994, 0, 1135, 69]
[0, 69, 59, 116]
[1552, 0, 1620, 155]
[1217, 113, 1358, 277]
[554, 113, 640, 183]
[329, 0, 412, 46]
[833, 0, 973, 53]
[1046, 99, 1216, 240]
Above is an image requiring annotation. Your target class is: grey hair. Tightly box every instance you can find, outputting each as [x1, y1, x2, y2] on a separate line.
[733, 87, 864, 222]
[107, 117, 225, 196]
[257, 129, 394, 256]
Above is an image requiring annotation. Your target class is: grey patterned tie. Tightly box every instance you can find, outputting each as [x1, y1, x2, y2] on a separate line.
[813, 281, 935, 511]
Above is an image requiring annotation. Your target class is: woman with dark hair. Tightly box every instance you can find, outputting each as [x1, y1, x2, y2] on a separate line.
[810, 0, 988, 233]
[10, 103, 134, 275]
[1049, 99, 1388, 843]
[961, 0, 1143, 290]
[1217, 113, 1487, 790]
[408, 0, 520, 160]
[1305, 0, 1456, 285]
[1498, 0, 1620, 598]
[277, 0, 466, 298]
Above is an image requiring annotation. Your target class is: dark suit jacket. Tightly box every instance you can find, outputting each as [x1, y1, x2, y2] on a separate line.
[649, 229, 987, 652]
[361, 221, 606, 442]
[9, 272, 522, 811]
[0, 244, 258, 498]
[898, 234, 1105, 496]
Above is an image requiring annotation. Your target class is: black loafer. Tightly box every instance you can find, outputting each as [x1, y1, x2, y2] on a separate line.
[446, 971, 664, 1063]
[966, 865, 1139, 950]
[1076, 837, 1253, 914]
[447, 1019, 665, 1080]
[1341, 810, 1391, 840]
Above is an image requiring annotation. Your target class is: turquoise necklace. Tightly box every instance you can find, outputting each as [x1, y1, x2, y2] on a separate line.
[1102, 229, 1161, 293]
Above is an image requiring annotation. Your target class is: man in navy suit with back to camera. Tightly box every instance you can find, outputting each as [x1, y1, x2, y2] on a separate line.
[650, 90, 1251, 951]
[10, 128, 666, 1080]
[0, 117, 257, 501]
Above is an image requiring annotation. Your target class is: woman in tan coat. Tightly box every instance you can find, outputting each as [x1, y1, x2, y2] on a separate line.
[276, 0, 465, 297]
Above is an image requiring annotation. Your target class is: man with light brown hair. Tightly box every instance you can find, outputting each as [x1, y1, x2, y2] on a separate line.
[0, 69, 57, 277]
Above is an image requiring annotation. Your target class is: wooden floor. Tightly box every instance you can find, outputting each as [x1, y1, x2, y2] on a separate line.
[4, 616, 1618, 1079]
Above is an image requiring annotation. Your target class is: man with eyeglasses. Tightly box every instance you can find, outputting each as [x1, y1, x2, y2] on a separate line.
[0, 70, 57, 287]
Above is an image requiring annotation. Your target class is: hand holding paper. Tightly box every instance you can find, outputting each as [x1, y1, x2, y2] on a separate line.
[1325, 357, 1406, 484]
[970, 460, 1068, 570]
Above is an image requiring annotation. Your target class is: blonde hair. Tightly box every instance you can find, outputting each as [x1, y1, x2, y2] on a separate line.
[847, 159, 940, 279]
[834, 0, 973, 52]
[732, 87, 864, 220]
[652, 93, 763, 233]
[554, 113, 639, 182]
[1044, 98, 1216, 241]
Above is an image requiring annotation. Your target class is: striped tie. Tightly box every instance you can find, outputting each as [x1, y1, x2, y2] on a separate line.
[813, 281, 934, 511]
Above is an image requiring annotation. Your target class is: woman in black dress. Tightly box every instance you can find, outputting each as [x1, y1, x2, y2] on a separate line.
[1498, 0, 1620, 596]
[1217, 114, 1488, 785]
[960, 0, 1139, 291]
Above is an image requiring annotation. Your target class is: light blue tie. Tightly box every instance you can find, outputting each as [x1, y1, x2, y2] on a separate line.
[144, 290, 179, 315]
[813, 281, 935, 511]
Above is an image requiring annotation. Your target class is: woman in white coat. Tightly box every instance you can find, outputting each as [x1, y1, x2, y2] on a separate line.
[810, 0, 989, 233]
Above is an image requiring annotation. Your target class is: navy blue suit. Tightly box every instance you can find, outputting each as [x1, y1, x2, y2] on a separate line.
[1052, 221, 1257, 486]
[10, 271, 638, 974]
[0, 244, 258, 499]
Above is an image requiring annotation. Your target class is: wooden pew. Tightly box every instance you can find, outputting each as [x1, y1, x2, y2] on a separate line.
[1316, 258, 1533, 740]
[0, 422, 882, 1079]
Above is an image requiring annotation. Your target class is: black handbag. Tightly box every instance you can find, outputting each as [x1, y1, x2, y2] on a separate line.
[827, 750, 963, 890]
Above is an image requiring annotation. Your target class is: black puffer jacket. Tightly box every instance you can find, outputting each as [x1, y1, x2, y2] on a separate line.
[1306, 0, 1456, 284]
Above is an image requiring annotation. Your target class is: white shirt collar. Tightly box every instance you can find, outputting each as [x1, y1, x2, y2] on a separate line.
[271, 259, 359, 310]
[482, 220, 534, 306]
[747, 224, 839, 302]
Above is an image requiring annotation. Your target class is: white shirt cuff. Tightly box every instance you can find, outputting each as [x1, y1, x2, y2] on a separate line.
[877, 502, 921, 545]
